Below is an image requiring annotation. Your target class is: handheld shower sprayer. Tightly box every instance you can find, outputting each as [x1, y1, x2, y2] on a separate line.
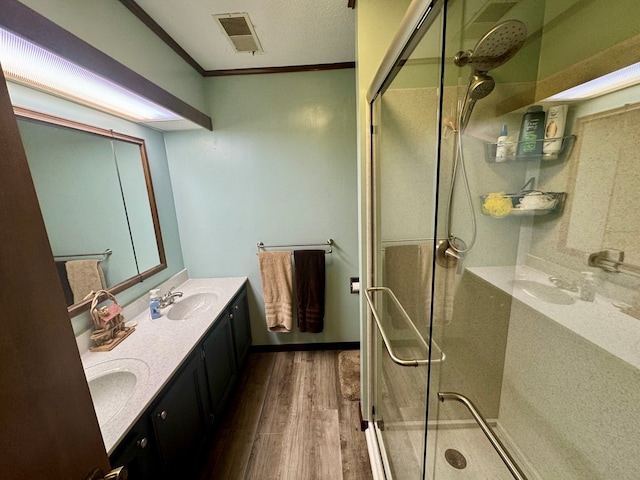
[444, 20, 528, 260]
[454, 19, 527, 132]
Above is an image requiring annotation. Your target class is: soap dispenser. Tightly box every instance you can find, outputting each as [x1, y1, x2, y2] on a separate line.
[149, 289, 162, 319]
[579, 272, 597, 302]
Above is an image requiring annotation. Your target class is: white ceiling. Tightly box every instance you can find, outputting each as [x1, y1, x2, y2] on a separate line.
[134, 0, 356, 71]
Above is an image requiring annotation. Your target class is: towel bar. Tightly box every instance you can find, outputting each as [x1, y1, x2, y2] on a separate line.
[257, 239, 333, 254]
[364, 286, 445, 367]
[53, 248, 112, 263]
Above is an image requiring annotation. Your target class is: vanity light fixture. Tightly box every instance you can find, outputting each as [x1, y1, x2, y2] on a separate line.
[0, 28, 182, 122]
[545, 61, 640, 101]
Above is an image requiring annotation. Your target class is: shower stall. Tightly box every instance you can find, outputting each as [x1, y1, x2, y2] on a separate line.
[362, 1, 640, 479]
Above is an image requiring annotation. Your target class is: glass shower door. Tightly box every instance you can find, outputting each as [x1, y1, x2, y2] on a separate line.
[366, 3, 448, 478]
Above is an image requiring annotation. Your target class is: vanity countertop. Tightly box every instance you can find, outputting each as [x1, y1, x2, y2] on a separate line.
[468, 265, 640, 371]
[80, 276, 247, 455]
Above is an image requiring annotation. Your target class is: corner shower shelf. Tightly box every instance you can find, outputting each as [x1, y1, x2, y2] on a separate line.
[484, 135, 576, 163]
[480, 192, 566, 217]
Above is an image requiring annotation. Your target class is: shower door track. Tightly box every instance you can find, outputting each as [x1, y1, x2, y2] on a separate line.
[438, 392, 530, 480]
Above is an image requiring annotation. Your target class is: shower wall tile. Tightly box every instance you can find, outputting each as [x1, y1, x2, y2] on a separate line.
[498, 301, 640, 480]
[436, 270, 512, 421]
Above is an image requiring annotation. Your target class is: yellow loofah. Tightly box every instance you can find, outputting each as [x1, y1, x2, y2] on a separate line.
[483, 192, 513, 218]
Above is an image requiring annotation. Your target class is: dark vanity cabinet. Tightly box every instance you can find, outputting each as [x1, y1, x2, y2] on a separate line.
[202, 311, 237, 421]
[109, 416, 159, 479]
[109, 284, 252, 479]
[151, 352, 210, 476]
[229, 287, 252, 370]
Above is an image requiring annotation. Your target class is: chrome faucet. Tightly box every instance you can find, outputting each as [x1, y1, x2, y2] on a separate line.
[160, 287, 183, 307]
[548, 276, 579, 292]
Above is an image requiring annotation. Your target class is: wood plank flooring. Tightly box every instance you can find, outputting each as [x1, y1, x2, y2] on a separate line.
[199, 351, 373, 480]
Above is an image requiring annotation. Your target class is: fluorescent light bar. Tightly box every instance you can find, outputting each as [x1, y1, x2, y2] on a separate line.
[545, 62, 640, 101]
[0, 29, 182, 122]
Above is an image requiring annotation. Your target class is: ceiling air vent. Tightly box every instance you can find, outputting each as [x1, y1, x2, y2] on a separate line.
[213, 12, 263, 53]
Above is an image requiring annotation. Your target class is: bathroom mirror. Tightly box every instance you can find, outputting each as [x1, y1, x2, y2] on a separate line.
[15, 107, 166, 317]
[559, 99, 640, 265]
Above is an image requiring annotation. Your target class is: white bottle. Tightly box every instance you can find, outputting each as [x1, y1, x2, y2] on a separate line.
[542, 104, 568, 160]
[579, 272, 597, 302]
[495, 124, 509, 162]
[149, 289, 162, 319]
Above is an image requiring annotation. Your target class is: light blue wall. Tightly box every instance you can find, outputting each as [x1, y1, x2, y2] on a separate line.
[164, 69, 360, 346]
[9, 83, 185, 334]
[18, 121, 139, 288]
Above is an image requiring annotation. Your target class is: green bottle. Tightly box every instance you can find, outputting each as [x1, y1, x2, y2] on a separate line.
[516, 105, 545, 161]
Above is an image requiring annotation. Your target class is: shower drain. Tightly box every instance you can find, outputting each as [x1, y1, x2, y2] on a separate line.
[444, 448, 468, 469]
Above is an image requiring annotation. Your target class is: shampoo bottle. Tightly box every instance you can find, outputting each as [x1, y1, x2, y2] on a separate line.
[516, 105, 545, 161]
[495, 124, 509, 162]
[542, 104, 568, 160]
[149, 289, 161, 319]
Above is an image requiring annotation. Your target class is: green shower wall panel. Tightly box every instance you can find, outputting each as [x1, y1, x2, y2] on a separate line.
[164, 69, 359, 346]
[539, 0, 640, 79]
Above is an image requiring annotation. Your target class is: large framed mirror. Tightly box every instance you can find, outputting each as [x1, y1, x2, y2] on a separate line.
[15, 106, 166, 317]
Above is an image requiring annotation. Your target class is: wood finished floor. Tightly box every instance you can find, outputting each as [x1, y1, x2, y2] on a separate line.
[198, 350, 373, 480]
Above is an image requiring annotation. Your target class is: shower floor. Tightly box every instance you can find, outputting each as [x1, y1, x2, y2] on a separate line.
[377, 424, 513, 480]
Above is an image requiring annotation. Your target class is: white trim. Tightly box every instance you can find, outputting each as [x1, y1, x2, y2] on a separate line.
[365, 423, 388, 480]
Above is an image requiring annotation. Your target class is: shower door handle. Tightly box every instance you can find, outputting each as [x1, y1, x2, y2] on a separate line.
[364, 287, 445, 367]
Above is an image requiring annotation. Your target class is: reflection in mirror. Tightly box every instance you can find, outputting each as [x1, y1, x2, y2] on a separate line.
[561, 100, 640, 266]
[15, 107, 166, 316]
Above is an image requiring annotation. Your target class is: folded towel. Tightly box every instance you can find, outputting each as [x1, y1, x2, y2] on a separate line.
[65, 259, 107, 304]
[294, 250, 325, 333]
[258, 251, 294, 332]
[384, 245, 426, 330]
[384, 243, 455, 331]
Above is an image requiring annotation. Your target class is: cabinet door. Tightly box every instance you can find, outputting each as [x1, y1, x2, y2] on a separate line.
[151, 352, 209, 475]
[230, 287, 252, 369]
[202, 313, 237, 419]
[109, 417, 159, 480]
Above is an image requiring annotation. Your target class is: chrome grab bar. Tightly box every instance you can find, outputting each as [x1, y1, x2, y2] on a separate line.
[364, 286, 445, 367]
[438, 392, 529, 480]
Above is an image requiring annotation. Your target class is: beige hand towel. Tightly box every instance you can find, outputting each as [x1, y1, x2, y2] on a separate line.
[258, 251, 293, 332]
[65, 260, 107, 303]
[384, 243, 455, 331]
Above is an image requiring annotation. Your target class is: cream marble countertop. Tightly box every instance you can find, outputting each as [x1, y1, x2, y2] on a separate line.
[80, 276, 247, 455]
[468, 265, 640, 371]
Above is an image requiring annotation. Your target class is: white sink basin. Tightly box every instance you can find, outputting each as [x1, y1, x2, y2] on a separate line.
[510, 280, 575, 305]
[85, 358, 149, 426]
[167, 292, 219, 320]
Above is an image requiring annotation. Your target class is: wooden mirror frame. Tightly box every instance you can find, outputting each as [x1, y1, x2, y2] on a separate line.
[14, 106, 167, 317]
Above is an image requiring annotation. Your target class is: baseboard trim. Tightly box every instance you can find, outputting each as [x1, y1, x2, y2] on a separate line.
[250, 341, 359, 353]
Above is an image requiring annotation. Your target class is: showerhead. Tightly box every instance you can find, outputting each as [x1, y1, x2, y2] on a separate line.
[455, 19, 527, 132]
[454, 19, 527, 73]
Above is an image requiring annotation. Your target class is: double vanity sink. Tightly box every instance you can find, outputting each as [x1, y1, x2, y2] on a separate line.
[80, 277, 248, 456]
